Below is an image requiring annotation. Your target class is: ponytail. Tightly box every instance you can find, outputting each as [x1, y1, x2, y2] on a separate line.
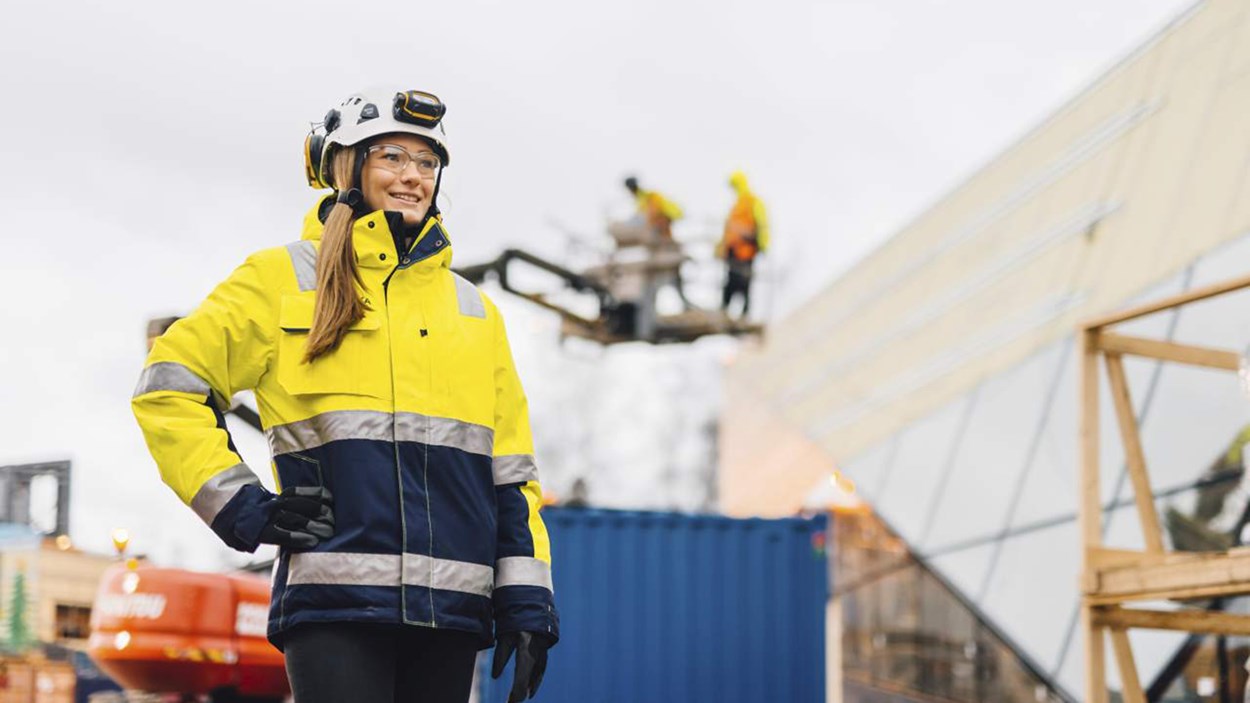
[304, 147, 367, 363]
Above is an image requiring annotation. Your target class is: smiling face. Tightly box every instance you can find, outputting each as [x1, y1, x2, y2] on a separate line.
[360, 133, 439, 225]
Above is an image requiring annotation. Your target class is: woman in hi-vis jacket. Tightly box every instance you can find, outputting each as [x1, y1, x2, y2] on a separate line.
[132, 87, 558, 703]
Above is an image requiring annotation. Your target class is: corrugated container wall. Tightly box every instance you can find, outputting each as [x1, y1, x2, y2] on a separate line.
[479, 508, 829, 703]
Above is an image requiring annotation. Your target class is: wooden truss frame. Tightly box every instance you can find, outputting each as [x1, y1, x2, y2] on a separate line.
[1081, 272, 1250, 702]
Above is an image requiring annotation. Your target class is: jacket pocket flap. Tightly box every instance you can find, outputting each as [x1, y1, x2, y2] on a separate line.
[279, 294, 380, 332]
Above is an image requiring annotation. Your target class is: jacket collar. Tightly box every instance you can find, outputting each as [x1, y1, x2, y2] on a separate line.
[299, 196, 453, 272]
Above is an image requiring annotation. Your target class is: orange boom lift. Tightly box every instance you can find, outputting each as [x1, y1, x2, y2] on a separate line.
[88, 565, 287, 701]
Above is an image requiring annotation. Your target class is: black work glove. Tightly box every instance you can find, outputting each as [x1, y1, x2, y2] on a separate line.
[259, 486, 334, 550]
[492, 631, 553, 702]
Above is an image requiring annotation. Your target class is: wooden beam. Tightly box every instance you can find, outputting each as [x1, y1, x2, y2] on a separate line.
[1088, 547, 1148, 570]
[1081, 330, 1102, 555]
[1086, 547, 1206, 570]
[1098, 333, 1239, 371]
[1091, 548, 1250, 602]
[1090, 582, 1250, 605]
[1093, 607, 1250, 635]
[1083, 271, 1250, 330]
[1085, 549, 1144, 593]
[1104, 353, 1164, 554]
[1084, 607, 1109, 703]
[1085, 549, 1213, 592]
[1109, 628, 1145, 703]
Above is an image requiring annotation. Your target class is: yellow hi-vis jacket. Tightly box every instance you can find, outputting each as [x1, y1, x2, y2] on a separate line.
[634, 188, 684, 222]
[132, 198, 558, 648]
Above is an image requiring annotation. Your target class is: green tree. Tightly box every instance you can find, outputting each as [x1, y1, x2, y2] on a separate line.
[8, 570, 30, 650]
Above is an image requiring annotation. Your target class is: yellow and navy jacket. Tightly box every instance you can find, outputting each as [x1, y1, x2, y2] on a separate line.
[132, 198, 558, 647]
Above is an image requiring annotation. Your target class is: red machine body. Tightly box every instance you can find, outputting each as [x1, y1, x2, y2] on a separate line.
[87, 565, 287, 700]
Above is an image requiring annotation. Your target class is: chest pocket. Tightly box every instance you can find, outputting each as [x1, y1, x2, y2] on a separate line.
[276, 293, 391, 399]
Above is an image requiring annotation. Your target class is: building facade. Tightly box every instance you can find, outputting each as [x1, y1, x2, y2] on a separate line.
[721, 0, 1250, 697]
[0, 526, 117, 647]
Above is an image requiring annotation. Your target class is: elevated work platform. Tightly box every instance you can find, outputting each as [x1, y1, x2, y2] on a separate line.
[456, 215, 764, 346]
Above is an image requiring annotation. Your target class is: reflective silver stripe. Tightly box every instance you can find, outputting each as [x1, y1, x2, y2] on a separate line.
[133, 362, 212, 399]
[266, 410, 393, 456]
[453, 273, 486, 318]
[285, 551, 493, 597]
[495, 557, 553, 592]
[287, 552, 401, 587]
[286, 241, 318, 292]
[267, 410, 493, 457]
[403, 554, 494, 597]
[396, 413, 494, 457]
[189, 463, 261, 525]
[493, 455, 539, 485]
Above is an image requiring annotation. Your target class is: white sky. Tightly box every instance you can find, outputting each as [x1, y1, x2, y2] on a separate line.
[0, 0, 1194, 569]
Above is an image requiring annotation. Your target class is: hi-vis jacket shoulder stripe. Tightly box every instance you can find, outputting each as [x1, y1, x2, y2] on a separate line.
[132, 198, 558, 647]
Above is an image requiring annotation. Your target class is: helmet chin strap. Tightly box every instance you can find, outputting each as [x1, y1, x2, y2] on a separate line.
[426, 171, 443, 220]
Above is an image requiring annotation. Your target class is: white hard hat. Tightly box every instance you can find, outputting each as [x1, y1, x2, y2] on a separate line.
[304, 87, 451, 190]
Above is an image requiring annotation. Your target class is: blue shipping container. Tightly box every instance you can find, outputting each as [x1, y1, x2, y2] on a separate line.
[480, 508, 828, 703]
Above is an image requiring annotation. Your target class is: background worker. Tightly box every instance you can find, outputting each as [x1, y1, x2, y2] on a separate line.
[717, 170, 770, 318]
[132, 87, 557, 703]
[623, 175, 684, 244]
[622, 176, 692, 326]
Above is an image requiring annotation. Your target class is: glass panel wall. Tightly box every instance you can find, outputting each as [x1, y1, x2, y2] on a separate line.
[978, 521, 1080, 672]
[927, 544, 997, 610]
[1097, 271, 1190, 506]
[843, 438, 899, 505]
[835, 510, 1070, 702]
[875, 395, 975, 547]
[924, 344, 1062, 551]
[1008, 339, 1077, 527]
[831, 235, 1250, 700]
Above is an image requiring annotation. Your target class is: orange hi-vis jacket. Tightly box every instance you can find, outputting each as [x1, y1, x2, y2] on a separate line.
[720, 172, 769, 262]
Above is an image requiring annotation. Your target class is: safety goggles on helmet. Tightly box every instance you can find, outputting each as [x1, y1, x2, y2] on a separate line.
[366, 144, 442, 178]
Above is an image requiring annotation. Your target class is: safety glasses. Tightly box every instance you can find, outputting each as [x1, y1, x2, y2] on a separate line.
[366, 144, 442, 178]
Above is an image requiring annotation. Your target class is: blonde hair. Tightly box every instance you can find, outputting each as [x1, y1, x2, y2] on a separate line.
[305, 147, 367, 363]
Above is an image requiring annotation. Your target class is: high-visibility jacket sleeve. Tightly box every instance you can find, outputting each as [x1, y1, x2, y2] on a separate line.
[490, 308, 560, 643]
[636, 190, 684, 222]
[131, 251, 281, 553]
[658, 193, 683, 222]
[652, 191, 684, 221]
[752, 196, 770, 252]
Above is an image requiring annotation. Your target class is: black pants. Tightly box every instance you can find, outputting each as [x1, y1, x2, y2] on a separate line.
[722, 259, 754, 316]
[283, 622, 479, 703]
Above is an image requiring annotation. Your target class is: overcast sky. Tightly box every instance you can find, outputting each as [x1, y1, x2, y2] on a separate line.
[1, 0, 1195, 570]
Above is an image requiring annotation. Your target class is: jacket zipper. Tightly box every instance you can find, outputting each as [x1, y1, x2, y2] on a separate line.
[416, 290, 436, 626]
[382, 268, 409, 623]
[399, 235, 439, 626]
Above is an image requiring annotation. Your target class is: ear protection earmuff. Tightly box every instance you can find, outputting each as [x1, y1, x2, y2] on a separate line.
[303, 109, 341, 190]
[303, 128, 328, 189]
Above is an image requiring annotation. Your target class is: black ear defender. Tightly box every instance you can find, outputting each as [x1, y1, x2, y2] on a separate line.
[303, 128, 328, 189]
[303, 109, 341, 190]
